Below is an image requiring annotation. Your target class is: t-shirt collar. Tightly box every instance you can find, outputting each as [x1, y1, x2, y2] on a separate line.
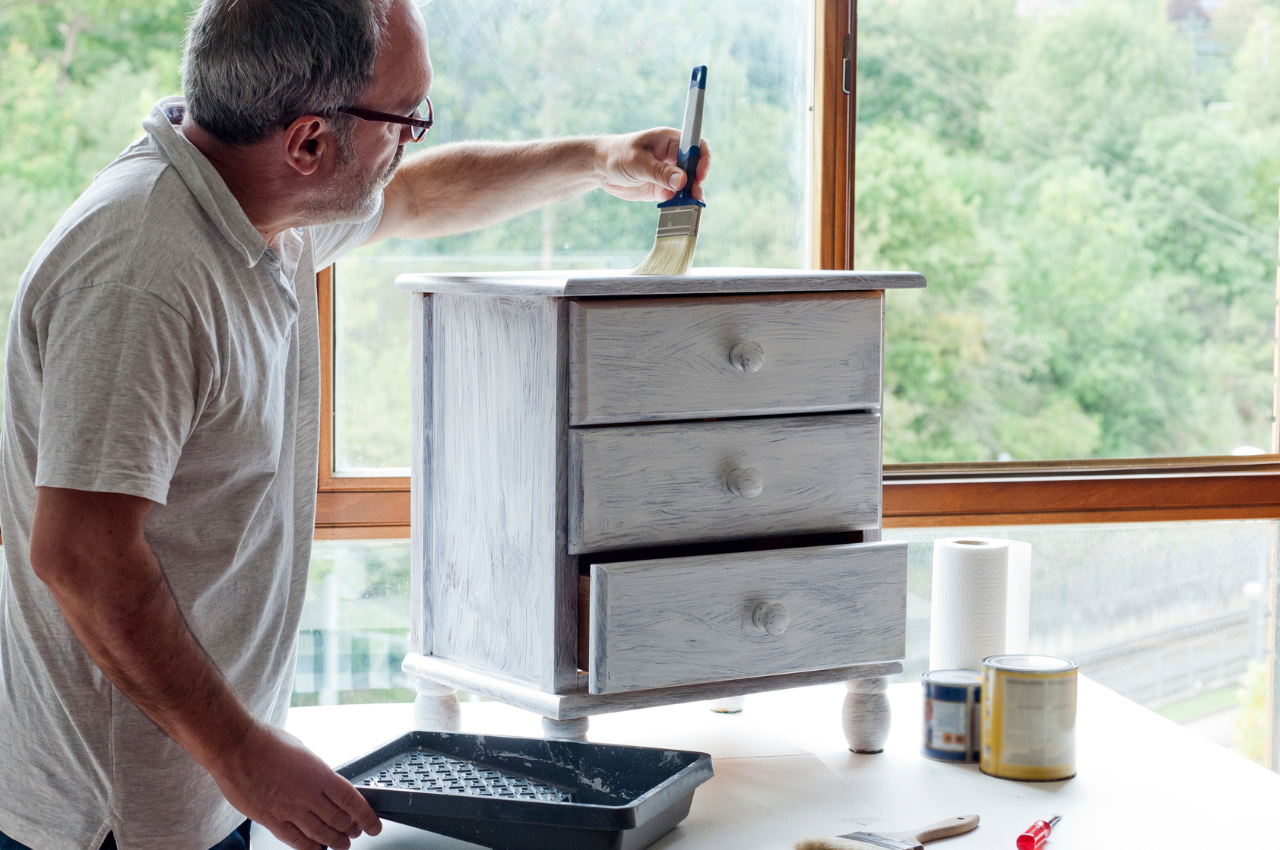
[143, 96, 271, 268]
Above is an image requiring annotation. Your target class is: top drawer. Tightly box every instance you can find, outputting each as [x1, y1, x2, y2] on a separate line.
[568, 292, 883, 426]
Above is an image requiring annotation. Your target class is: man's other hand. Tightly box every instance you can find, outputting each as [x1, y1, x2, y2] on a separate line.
[211, 722, 382, 850]
[595, 128, 711, 204]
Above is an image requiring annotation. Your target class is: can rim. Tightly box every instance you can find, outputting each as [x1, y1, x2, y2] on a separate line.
[921, 669, 983, 685]
[982, 654, 1078, 672]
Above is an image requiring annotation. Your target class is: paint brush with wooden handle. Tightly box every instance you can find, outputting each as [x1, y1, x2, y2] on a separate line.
[796, 815, 979, 850]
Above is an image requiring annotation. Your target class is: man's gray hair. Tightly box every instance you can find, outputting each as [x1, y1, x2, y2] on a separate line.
[182, 0, 388, 146]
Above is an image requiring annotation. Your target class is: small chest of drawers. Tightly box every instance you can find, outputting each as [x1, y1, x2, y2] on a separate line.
[395, 268, 924, 748]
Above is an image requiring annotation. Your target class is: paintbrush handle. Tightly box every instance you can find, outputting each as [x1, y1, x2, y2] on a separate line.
[889, 814, 980, 844]
[659, 66, 708, 209]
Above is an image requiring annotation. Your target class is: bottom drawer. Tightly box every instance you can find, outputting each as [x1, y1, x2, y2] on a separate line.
[586, 541, 907, 695]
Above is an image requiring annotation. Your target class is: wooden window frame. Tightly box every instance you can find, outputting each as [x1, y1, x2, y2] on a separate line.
[314, 0, 1280, 540]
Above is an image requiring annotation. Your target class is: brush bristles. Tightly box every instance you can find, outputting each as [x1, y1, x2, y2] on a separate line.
[632, 234, 698, 276]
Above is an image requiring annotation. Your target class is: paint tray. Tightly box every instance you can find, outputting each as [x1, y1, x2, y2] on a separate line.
[336, 730, 713, 850]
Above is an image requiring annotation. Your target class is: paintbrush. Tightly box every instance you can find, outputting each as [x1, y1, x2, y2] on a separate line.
[795, 815, 980, 850]
[633, 64, 707, 276]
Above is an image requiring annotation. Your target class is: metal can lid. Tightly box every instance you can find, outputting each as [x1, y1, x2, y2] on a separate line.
[983, 654, 1077, 673]
[921, 669, 982, 686]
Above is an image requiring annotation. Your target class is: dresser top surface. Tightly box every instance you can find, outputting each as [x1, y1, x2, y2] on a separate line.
[395, 267, 926, 297]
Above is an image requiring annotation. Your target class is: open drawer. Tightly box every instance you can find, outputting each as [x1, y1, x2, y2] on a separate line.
[582, 541, 907, 695]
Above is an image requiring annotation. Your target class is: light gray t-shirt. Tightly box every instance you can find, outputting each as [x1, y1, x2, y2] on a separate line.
[0, 96, 382, 850]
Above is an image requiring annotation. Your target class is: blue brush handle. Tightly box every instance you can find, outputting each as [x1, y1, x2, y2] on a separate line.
[659, 65, 707, 209]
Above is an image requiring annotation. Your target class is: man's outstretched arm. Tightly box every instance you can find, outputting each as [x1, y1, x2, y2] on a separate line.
[367, 127, 711, 243]
[29, 487, 381, 850]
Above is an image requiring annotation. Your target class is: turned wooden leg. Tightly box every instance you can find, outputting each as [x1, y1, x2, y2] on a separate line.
[709, 696, 746, 713]
[412, 678, 461, 732]
[541, 716, 590, 741]
[843, 676, 891, 754]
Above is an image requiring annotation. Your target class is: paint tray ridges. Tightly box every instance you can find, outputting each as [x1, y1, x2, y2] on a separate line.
[357, 749, 573, 803]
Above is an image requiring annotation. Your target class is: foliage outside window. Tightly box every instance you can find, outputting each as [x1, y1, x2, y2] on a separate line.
[333, 0, 815, 472]
[860, 0, 1279, 463]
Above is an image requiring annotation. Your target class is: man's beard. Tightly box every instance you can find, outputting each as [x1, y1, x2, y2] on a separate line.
[304, 138, 405, 225]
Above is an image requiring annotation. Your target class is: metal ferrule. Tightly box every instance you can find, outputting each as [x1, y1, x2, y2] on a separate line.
[655, 204, 702, 239]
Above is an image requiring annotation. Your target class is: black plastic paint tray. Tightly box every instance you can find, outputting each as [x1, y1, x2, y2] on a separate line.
[336, 730, 714, 850]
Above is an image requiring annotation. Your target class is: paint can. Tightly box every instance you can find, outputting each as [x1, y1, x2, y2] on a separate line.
[980, 654, 1078, 781]
[921, 669, 982, 763]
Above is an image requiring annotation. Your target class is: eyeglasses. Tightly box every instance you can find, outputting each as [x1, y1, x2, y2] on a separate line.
[337, 96, 433, 142]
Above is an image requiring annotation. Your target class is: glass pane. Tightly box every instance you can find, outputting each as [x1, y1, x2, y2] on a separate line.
[334, 0, 815, 472]
[886, 521, 1275, 764]
[0, 4, 186, 399]
[294, 540, 414, 706]
[858, 0, 1277, 462]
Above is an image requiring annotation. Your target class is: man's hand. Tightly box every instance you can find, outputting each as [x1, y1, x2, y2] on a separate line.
[594, 127, 711, 204]
[30, 486, 382, 849]
[211, 723, 381, 850]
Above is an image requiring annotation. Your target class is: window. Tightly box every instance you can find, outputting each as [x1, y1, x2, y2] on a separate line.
[331, 0, 820, 475]
[858, 0, 1278, 463]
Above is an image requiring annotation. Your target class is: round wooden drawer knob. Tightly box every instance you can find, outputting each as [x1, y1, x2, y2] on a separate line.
[753, 602, 790, 636]
[729, 341, 766, 373]
[727, 467, 764, 499]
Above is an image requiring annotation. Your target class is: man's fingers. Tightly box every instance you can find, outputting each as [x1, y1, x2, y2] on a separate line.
[316, 790, 359, 838]
[297, 810, 351, 850]
[328, 776, 383, 836]
[273, 821, 322, 850]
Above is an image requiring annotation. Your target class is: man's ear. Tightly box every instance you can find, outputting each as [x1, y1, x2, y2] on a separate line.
[281, 116, 330, 176]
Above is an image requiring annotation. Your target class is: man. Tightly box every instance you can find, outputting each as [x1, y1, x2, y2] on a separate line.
[0, 0, 710, 848]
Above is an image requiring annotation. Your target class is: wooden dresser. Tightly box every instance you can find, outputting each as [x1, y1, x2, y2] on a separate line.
[395, 268, 924, 750]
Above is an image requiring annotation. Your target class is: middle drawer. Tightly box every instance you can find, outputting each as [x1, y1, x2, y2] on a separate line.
[568, 413, 881, 554]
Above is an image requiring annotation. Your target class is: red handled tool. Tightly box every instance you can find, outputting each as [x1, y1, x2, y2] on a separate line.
[1016, 815, 1062, 850]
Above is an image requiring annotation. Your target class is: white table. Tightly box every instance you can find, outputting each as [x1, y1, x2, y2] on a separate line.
[253, 678, 1279, 849]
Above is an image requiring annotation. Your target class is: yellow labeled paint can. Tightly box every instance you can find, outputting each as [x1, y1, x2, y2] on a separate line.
[980, 654, 1077, 781]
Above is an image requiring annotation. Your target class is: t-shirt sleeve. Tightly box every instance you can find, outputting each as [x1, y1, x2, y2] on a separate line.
[33, 282, 213, 505]
[310, 192, 386, 268]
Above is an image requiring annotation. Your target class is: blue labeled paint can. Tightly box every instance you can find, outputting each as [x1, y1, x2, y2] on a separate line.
[922, 669, 982, 763]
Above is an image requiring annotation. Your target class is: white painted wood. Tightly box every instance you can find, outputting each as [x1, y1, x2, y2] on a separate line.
[588, 542, 908, 694]
[402, 652, 901, 720]
[728, 341, 766, 373]
[541, 716, 590, 741]
[727, 468, 764, 500]
[752, 602, 790, 636]
[709, 696, 746, 713]
[568, 292, 883, 425]
[569, 414, 882, 553]
[408, 294, 431, 655]
[411, 678, 461, 733]
[426, 294, 572, 690]
[396, 267, 926, 297]
[843, 676, 891, 754]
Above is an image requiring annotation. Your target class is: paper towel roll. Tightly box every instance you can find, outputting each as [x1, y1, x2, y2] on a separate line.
[1005, 541, 1032, 654]
[929, 538, 1009, 671]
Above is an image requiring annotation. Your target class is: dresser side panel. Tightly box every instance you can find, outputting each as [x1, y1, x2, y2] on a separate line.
[409, 294, 432, 654]
[428, 293, 563, 686]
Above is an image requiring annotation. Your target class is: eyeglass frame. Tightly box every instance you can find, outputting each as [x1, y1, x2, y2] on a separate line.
[336, 96, 433, 142]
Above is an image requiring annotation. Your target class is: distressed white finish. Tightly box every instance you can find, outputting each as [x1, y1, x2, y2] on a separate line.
[408, 295, 431, 655]
[411, 678, 461, 733]
[541, 716, 590, 741]
[402, 652, 902, 720]
[422, 293, 575, 691]
[568, 292, 883, 425]
[569, 414, 882, 553]
[397, 267, 925, 298]
[843, 676, 891, 754]
[403, 270, 918, 750]
[588, 542, 908, 694]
